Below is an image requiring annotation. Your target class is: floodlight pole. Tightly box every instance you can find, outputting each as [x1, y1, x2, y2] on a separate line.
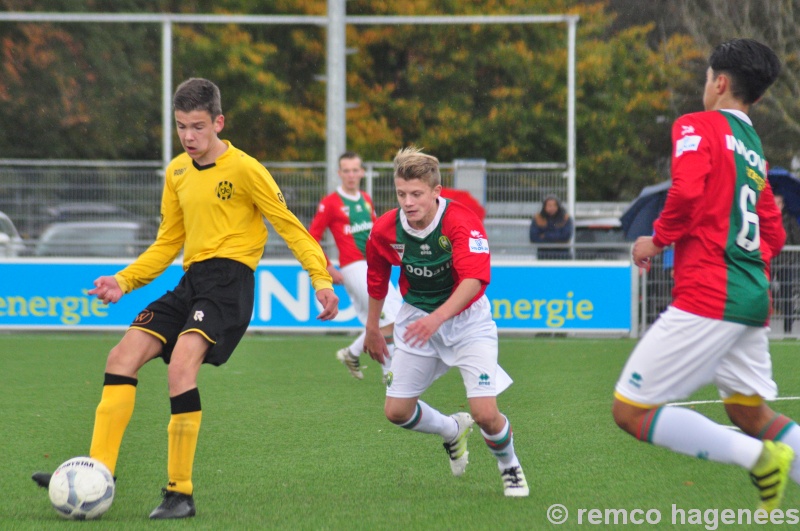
[326, 0, 347, 192]
[162, 21, 173, 169]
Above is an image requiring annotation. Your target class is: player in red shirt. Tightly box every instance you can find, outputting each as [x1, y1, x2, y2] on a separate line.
[613, 39, 799, 513]
[308, 152, 401, 382]
[363, 146, 528, 497]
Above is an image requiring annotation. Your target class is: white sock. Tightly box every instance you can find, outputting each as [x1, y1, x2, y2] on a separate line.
[398, 401, 456, 439]
[480, 416, 520, 469]
[650, 407, 763, 469]
[773, 422, 800, 483]
[383, 344, 394, 374]
[348, 332, 366, 357]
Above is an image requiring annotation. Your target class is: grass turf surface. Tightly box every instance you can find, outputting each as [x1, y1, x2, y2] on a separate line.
[2, 333, 800, 530]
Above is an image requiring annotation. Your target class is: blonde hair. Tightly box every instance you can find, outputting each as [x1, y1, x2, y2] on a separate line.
[393, 146, 441, 187]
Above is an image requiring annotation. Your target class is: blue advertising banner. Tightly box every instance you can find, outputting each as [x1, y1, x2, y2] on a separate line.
[487, 262, 632, 331]
[0, 260, 632, 332]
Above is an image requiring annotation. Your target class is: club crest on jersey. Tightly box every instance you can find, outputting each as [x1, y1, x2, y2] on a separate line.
[438, 235, 452, 253]
[468, 230, 489, 254]
[216, 180, 233, 200]
[391, 243, 405, 259]
[277, 192, 286, 206]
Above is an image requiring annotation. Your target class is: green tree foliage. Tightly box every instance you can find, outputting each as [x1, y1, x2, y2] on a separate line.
[344, 0, 702, 199]
[0, 0, 162, 159]
[0, 0, 712, 200]
[677, 0, 800, 172]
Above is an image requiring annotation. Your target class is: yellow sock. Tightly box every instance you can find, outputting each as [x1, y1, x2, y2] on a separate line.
[167, 410, 202, 495]
[89, 382, 136, 476]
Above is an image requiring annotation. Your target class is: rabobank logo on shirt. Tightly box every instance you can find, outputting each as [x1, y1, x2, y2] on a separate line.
[675, 135, 701, 157]
[0, 259, 633, 333]
[468, 230, 490, 254]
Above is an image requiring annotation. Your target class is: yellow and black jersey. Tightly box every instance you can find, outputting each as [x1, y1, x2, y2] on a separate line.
[115, 140, 331, 293]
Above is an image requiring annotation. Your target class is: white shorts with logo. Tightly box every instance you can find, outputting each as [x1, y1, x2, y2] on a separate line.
[387, 295, 513, 399]
[341, 260, 402, 328]
[615, 306, 777, 406]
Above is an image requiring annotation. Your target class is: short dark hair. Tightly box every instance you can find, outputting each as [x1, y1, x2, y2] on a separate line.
[339, 151, 361, 163]
[709, 38, 781, 105]
[173, 78, 222, 117]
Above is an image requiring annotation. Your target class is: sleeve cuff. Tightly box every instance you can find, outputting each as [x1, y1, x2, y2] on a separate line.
[312, 279, 334, 292]
[114, 273, 132, 295]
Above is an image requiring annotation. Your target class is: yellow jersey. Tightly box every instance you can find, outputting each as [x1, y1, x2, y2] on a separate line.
[115, 141, 332, 294]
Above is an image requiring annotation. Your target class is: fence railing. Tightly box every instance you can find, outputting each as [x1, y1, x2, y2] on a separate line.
[639, 246, 800, 338]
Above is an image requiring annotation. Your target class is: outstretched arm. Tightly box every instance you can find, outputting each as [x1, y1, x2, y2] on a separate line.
[88, 275, 124, 304]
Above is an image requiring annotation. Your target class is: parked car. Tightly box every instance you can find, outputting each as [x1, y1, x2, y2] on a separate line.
[43, 202, 136, 223]
[34, 221, 158, 258]
[0, 210, 26, 257]
[574, 217, 629, 260]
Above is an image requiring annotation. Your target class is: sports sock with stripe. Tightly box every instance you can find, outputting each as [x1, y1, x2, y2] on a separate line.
[758, 414, 800, 483]
[89, 373, 137, 476]
[481, 415, 520, 470]
[166, 388, 202, 495]
[647, 406, 762, 469]
[397, 401, 456, 439]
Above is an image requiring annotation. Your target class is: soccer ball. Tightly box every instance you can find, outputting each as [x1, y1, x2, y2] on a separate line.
[48, 457, 115, 520]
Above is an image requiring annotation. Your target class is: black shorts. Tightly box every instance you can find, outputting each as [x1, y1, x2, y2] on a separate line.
[130, 258, 255, 366]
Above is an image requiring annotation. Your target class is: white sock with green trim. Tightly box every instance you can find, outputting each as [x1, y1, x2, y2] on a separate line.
[650, 407, 762, 469]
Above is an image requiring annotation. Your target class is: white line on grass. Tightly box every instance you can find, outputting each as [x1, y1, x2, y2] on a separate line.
[667, 396, 800, 407]
[665, 396, 800, 431]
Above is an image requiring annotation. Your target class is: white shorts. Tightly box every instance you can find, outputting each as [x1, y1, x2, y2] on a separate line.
[387, 295, 513, 398]
[615, 306, 777, 406]
[341, 260, 402, 328]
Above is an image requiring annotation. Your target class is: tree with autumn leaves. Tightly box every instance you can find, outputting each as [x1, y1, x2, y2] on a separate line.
[0, 0, 796, 200]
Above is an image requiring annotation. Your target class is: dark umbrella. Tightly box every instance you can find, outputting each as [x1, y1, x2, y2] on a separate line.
[619, 180, 672, 241]
[768, 167, 800, 221]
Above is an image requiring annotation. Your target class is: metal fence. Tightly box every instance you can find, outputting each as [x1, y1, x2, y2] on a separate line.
[0, 160, 571, 258]
[640, 246, 800, 338]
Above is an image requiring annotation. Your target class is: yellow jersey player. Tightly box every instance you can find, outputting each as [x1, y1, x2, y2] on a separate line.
[32, 78, 338, 519]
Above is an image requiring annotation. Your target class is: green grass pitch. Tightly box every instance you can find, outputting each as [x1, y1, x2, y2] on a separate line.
[2, 333, 799, 530]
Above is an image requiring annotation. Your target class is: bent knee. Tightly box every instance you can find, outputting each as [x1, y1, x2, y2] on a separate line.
[385, 404, 414, 425]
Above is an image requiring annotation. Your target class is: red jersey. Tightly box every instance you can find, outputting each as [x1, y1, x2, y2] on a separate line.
[308, 188, 377, 267]
[652, 110, 785, 326]
[366, 198, 490, 313]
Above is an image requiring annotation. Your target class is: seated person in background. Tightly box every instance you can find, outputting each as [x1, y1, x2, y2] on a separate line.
[529, 195, 573, 259]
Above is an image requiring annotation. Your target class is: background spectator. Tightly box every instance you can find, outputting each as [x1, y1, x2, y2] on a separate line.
[529, 195, 573, 259]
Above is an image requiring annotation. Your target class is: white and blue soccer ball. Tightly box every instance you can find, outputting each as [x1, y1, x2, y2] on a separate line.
[48, 457, 115, 520]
